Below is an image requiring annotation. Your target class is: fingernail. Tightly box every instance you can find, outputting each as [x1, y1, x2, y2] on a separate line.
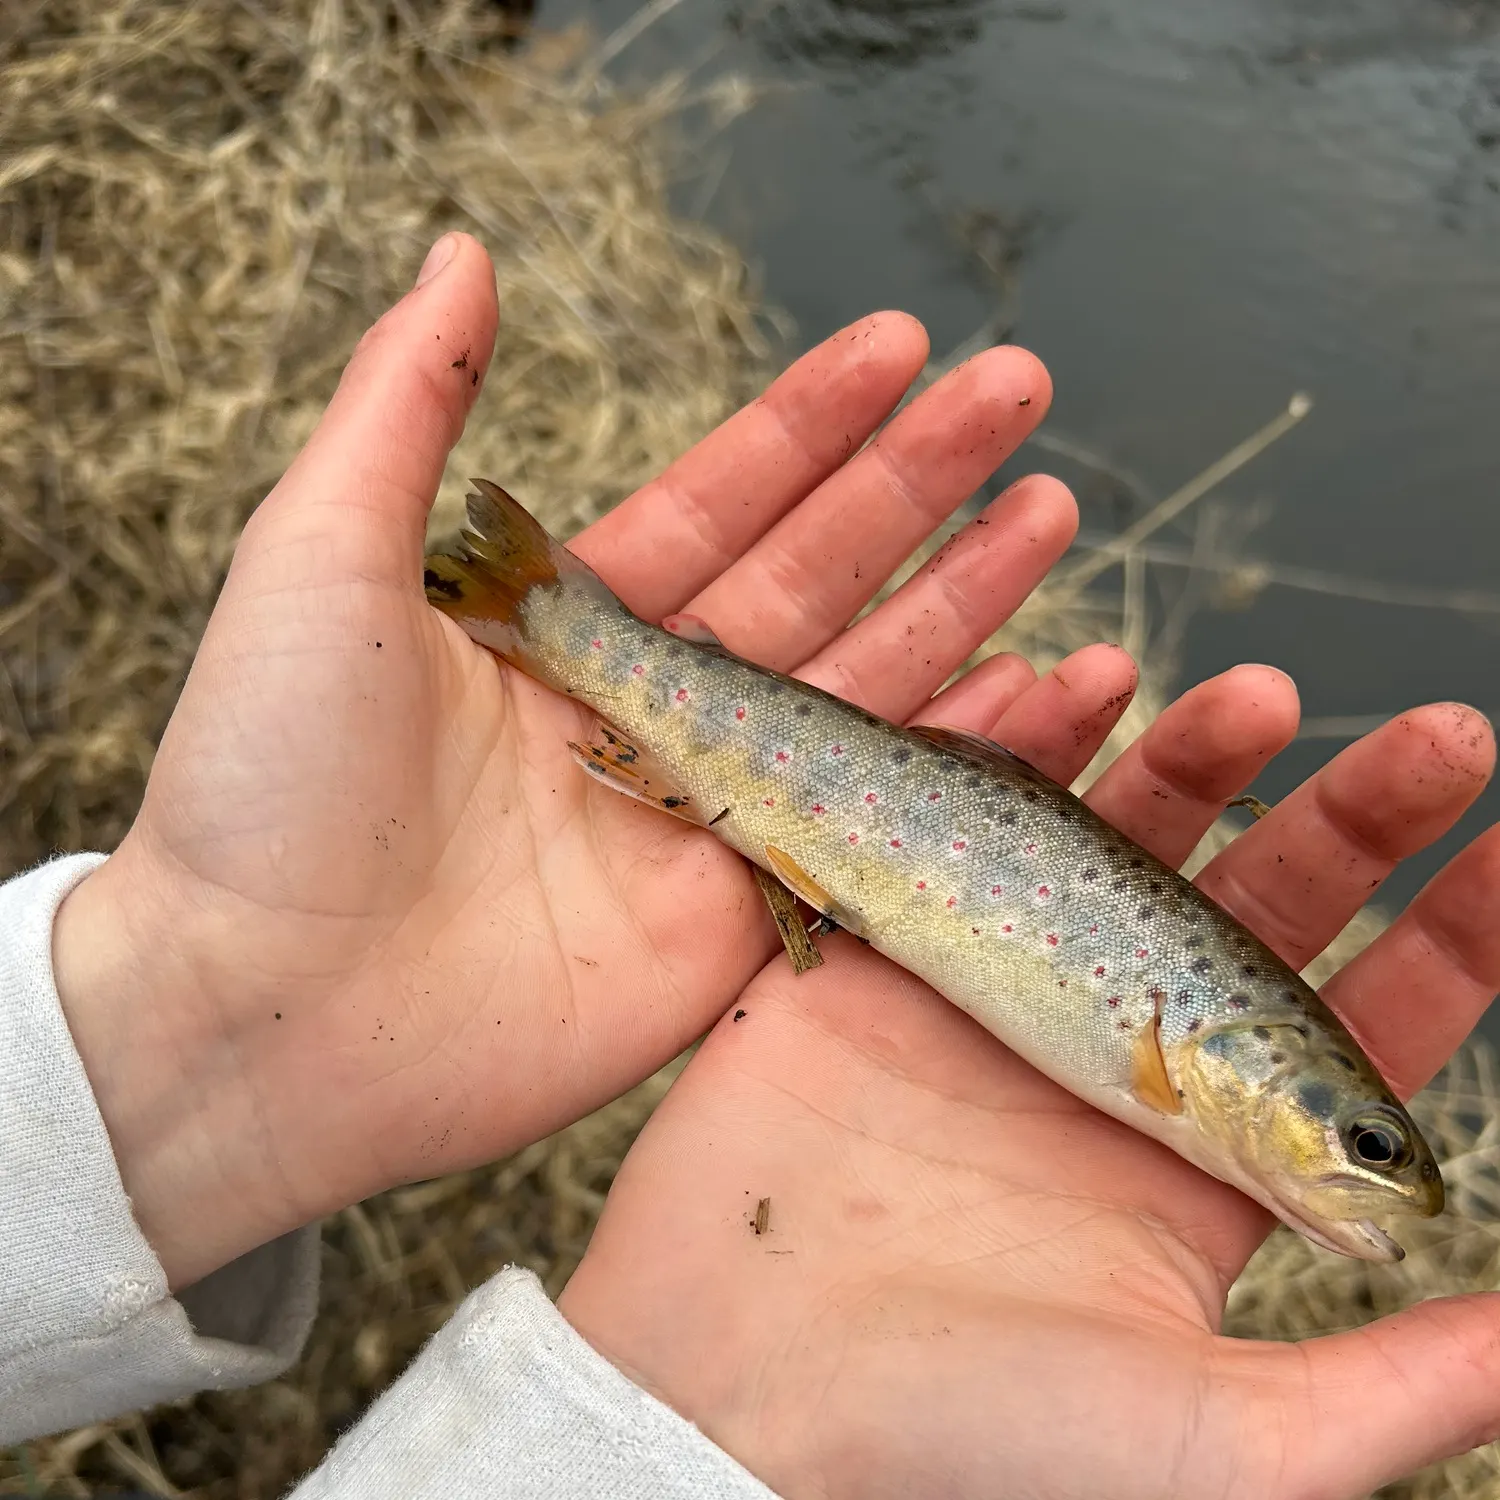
[415, 233, 458, 288]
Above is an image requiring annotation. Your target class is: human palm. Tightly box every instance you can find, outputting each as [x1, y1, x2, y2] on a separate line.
[563, 695, 1500, 1500]
[54, 234, 1120, 1286]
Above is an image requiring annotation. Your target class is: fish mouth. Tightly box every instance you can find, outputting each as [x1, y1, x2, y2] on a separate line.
[1269, 1197, 1405, 1263]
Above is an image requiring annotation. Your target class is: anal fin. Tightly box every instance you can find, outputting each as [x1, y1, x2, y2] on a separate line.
[569, 721, 708, 826]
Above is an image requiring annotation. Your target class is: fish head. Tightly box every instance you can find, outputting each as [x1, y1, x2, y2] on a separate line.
[1176, 1019, 1443, 1261]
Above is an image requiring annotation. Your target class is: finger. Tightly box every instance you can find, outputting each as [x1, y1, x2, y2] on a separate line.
[1236, 1294, 1500, 1498]
[1319, 823, 1500, 1096]
[571, 312, 931, 619]
[253, 233, 498, 581]
[908, 653, 1038, 735]
[987, 644, 1139, 788]
[1194, 704, 1495, 972]
[686, 347, 1054, 670]
[794, 475, 1076, 721]
[1082, 665, 1301, 870]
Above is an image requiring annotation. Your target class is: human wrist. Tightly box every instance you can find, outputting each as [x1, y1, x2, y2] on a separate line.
[50, 842, 289, 1290]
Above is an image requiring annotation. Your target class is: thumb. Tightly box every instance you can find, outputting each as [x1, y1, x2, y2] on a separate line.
[249, 230, 498, 583]
[1239, 1292, 1500, 1497]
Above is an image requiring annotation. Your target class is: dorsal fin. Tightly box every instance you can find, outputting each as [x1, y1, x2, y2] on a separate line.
[909, 724, 1051, 781]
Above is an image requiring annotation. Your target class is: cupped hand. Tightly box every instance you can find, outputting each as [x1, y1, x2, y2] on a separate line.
[561, 692, 1500, 1500]
[52, 234, 1131, 1287]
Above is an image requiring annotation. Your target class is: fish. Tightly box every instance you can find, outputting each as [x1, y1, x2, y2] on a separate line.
[424, 479, 1444, 1262]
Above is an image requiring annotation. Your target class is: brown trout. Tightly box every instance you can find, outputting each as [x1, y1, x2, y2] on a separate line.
[425, 480, 1443, 1261]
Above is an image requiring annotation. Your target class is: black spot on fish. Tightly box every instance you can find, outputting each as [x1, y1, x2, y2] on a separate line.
[1111, 877, 1129, 893]
[767, 682, 785, 695]
[1129, 857, 1145, 870]
[967, 775, 982, 790]
[1228, 993, 1251, 1009]
[1147, 880, 1163, 895]
[1333, 1053, 1357, 1072]
[1056, 807, 1074, 822]
[1187, 1017, 1202, 1033]
[999, 809, 1019, 825]
[1081, 868, 1098, 882]
[1282, 989, 1299, 1004]
[891, 745, 910, 762]
[1176, 989, 1191, 1004]
[1270, 1051, 1287, 1065]
[1242, 964, 1259, 978]
[1253, 1025, 1271, 1041]
[1185, 932, 1204, 948]
[796, 703, 814, 718]
[1190, 956, 1212, 975]
[1023, 788, 1040, 802]
[423, 568, 463, 600]
[1139, 906, 1156, 921]
[662, 796, 685, 809]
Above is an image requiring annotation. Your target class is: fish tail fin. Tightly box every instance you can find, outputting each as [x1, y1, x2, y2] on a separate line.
[424, 479, 610, 661]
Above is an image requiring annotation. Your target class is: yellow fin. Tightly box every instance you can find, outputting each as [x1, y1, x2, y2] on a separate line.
[764, 846, 865, 940]
[568, 722, 710, 826]
[1131, 994, 1183, 1116]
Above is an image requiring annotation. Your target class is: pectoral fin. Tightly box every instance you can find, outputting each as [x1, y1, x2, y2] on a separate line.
[1130, 993, 1183, 1116]
[568, 721, 708, 825]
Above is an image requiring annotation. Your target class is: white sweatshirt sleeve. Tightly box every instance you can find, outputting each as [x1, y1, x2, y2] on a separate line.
[0, 855, 777, 1500]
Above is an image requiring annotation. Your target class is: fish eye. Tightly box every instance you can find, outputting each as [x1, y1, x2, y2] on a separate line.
[1343, 1108, 1414, 1172]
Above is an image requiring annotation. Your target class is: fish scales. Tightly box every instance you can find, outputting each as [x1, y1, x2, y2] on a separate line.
[425, 479, 1444, 1261]
[525, 579, 1322, 1105]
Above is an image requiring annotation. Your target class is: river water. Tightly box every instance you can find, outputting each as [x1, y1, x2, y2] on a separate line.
[541, 0, 1500, 998]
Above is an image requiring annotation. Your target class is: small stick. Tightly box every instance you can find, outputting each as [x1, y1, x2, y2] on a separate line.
[1227, 794, 1273, 820]
[752, 865, 824, 975]
[753, 1197, 771, 1236]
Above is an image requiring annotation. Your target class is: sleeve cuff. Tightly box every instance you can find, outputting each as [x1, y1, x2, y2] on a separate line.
[0, 854, 320, 1442]
[293, 1266, 780, 1500]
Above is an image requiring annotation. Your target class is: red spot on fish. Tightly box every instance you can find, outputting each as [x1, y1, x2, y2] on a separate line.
[775, 750, 790, 763]
[1002, 923, 1013, 934]
[952, 840, 967, 851]
[1089, 923, 1099, 935]
[811, 804, 826, 816]
[1037, 884, 1051, 898]
[946, 896, 957, 908]
[831, 745, 845, 756]
[916, 880, 927, 890]
[763, 798, 775, 808]
[889, 838, 902, 848]
[590, 639, 603, 650]
[1136, 948, 1149, 959]
[928, 790, 942, 802]
[1094, 965, 1106, 978]
[631, 664, 645, 676]
[1116, 1019, 1131, 1030]
[848, 832, 860, 845]
[991, 885, 1004, 896]
[1024, 842, 1037, 855]
[865, 791, 879, 804]
[735, 706, 746, 720]
[1046, 933, 1059, 947]
[675, 688, 689, 703]
[1107, 996, 1122, 1008]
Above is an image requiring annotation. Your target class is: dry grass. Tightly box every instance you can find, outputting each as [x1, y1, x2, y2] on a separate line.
[1, 3, 1498, 1497]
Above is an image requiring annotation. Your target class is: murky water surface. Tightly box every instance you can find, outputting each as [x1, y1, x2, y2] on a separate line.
[542, 0, 1500, 1019]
